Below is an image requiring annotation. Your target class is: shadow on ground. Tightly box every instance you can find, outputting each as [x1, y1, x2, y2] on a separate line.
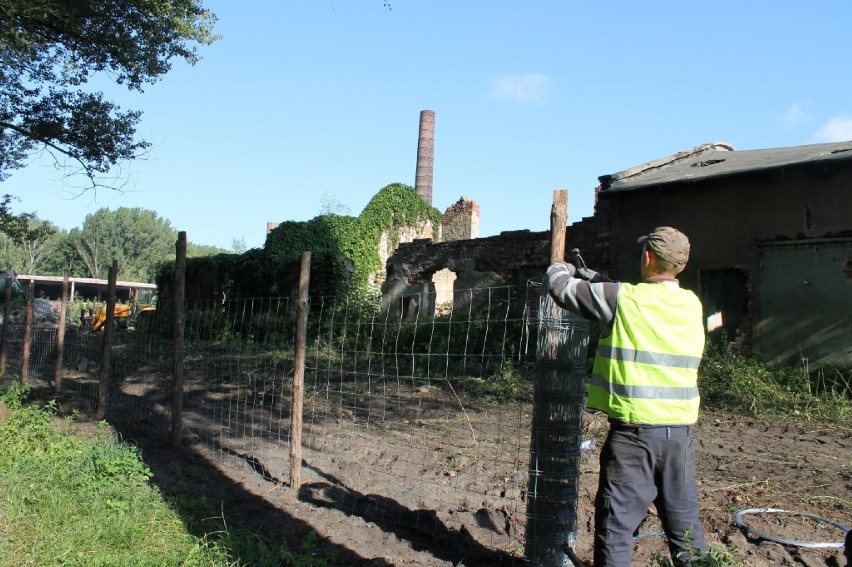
[299, 463, 521, 566]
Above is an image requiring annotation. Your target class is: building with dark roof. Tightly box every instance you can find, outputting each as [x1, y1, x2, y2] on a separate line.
[594, 140, 852, 367]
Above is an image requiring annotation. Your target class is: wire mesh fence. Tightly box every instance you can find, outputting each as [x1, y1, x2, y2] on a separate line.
[0, 279, 592, 561]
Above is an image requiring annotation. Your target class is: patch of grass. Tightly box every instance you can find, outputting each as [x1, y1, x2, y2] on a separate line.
[0, 387, 226, 566]
[699, 342, 852, 428]
[464, 360, 533, 405]
[0, 386, 338, 567]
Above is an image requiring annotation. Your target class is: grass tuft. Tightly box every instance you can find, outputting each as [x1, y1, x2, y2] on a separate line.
[699, 342, 852, 429]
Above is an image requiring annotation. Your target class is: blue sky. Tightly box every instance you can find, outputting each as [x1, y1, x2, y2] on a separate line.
[6, 1, 852, 251]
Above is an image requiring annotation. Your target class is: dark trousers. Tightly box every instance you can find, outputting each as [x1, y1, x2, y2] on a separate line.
[593, 422, 706, 567]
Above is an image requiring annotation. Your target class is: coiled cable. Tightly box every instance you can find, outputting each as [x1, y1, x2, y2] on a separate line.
[733, 507, 850, 549]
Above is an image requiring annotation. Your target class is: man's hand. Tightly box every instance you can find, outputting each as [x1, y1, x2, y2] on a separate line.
[574, 266, 613, 283]
[576, 267, 599, 281]
[547, 261, 576, 279]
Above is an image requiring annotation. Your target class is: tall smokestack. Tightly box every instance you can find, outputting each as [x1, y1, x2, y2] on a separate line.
[415, 110, 435, 205]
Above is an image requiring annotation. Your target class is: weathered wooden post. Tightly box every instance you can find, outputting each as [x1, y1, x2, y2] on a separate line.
[21, 280, 34, 385]
[289, 251, 311, 490]
[0, 284, 10, 376]
[53, 271, 69, 394]
[525, 190, 590, 566]
[96, 261, 117, 420]
[171, 232, 187, 446]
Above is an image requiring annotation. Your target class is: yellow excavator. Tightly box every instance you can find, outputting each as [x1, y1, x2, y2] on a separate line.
[90, 288, 156, 332]
[90, 304, 132, 332]
[90, 304, 156, 332]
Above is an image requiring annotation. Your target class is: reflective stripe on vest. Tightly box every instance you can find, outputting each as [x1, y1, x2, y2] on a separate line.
[596, 344, 702, 370]
[587, 280, 704, 425]
[588, 373, 700, 400]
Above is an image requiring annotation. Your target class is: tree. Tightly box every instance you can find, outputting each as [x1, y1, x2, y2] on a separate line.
[187, 241, 228, 258]
[231, 237, 248, 254]
[69, 207, 176, 282]
[0, 217, 66, 274]
[0, 195, 54, 242]
[0, 0, 217, 187]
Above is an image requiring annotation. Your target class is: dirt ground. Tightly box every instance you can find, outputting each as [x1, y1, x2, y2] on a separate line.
[115, 404, 851, 567]
[13, 315, 850, 565]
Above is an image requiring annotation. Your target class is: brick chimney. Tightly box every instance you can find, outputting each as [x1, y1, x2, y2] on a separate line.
[415, 110, 435, 205]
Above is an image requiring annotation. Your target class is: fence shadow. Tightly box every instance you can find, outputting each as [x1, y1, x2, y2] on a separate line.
[39, 384, 387, 567]
[299, 463, 522, 567]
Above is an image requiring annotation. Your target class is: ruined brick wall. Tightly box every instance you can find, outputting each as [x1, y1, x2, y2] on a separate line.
[386, 230, 545, 288]
[381, 212, 612, 316]
[373, 220, 436, 286]
[441, 196, 480, 241]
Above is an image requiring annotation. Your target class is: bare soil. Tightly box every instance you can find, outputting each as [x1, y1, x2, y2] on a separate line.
[27, 334, 849, 567]
[115, 406, 851, 567]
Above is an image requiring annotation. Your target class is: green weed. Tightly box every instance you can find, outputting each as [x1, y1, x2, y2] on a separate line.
[699, 341, 852, 427]
[650, 545, 744, 567]
[0, 390, 341, 567]
[464, 359, 533, 405]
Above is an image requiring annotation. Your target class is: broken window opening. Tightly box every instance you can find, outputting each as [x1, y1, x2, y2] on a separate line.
[399, 281, 435, 319]
[432, 268, 457, 316]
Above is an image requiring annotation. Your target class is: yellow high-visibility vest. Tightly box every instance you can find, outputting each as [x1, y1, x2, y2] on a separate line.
[588, 280, 705, 425]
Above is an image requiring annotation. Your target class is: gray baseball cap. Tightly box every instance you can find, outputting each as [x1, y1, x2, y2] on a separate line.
[637, 226, 690, 265]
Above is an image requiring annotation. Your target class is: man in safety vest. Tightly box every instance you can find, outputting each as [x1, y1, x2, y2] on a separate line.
[546, 226, 706, 567]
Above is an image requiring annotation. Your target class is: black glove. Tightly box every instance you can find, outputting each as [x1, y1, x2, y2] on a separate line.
[547, 262, 576, 279]
[575, 267, 598, 281]
[576, 267, 613, 283]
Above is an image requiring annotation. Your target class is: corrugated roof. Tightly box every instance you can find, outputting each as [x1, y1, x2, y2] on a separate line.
[601, 140, 852, 192]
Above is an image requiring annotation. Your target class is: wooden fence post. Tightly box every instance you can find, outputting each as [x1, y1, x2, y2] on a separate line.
[171, 232, 187, 446]
[96, 261, 117, 420]
[550, 191, 567, 264]
[0, 284, 11, 377]
[53, 271, 69, 394]
[289, 251, 311, 490]
[21, 280, 34, 386]
[525, 190, 590, 566]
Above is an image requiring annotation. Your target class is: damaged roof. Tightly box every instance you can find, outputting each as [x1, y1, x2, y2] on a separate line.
[600, 140, 852, 192]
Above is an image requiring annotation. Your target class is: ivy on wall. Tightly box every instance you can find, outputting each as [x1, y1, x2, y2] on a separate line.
[265, 213, 362, 297]
[357, 182, 443, 279]
[267, 183, 442, 294]
[161, 183, 442, 301]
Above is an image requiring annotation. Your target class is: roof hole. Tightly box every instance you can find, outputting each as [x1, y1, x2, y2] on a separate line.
[691, 159, 725, 168]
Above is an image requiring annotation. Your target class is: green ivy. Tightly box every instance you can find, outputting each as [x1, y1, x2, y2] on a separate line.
[160, 183, 442, 301]
[265, 183, 441, 296]
[359, 182, 442, 249]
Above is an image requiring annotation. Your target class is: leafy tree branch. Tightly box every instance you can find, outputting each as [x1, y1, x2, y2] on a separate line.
[0, 0, 218, 201]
